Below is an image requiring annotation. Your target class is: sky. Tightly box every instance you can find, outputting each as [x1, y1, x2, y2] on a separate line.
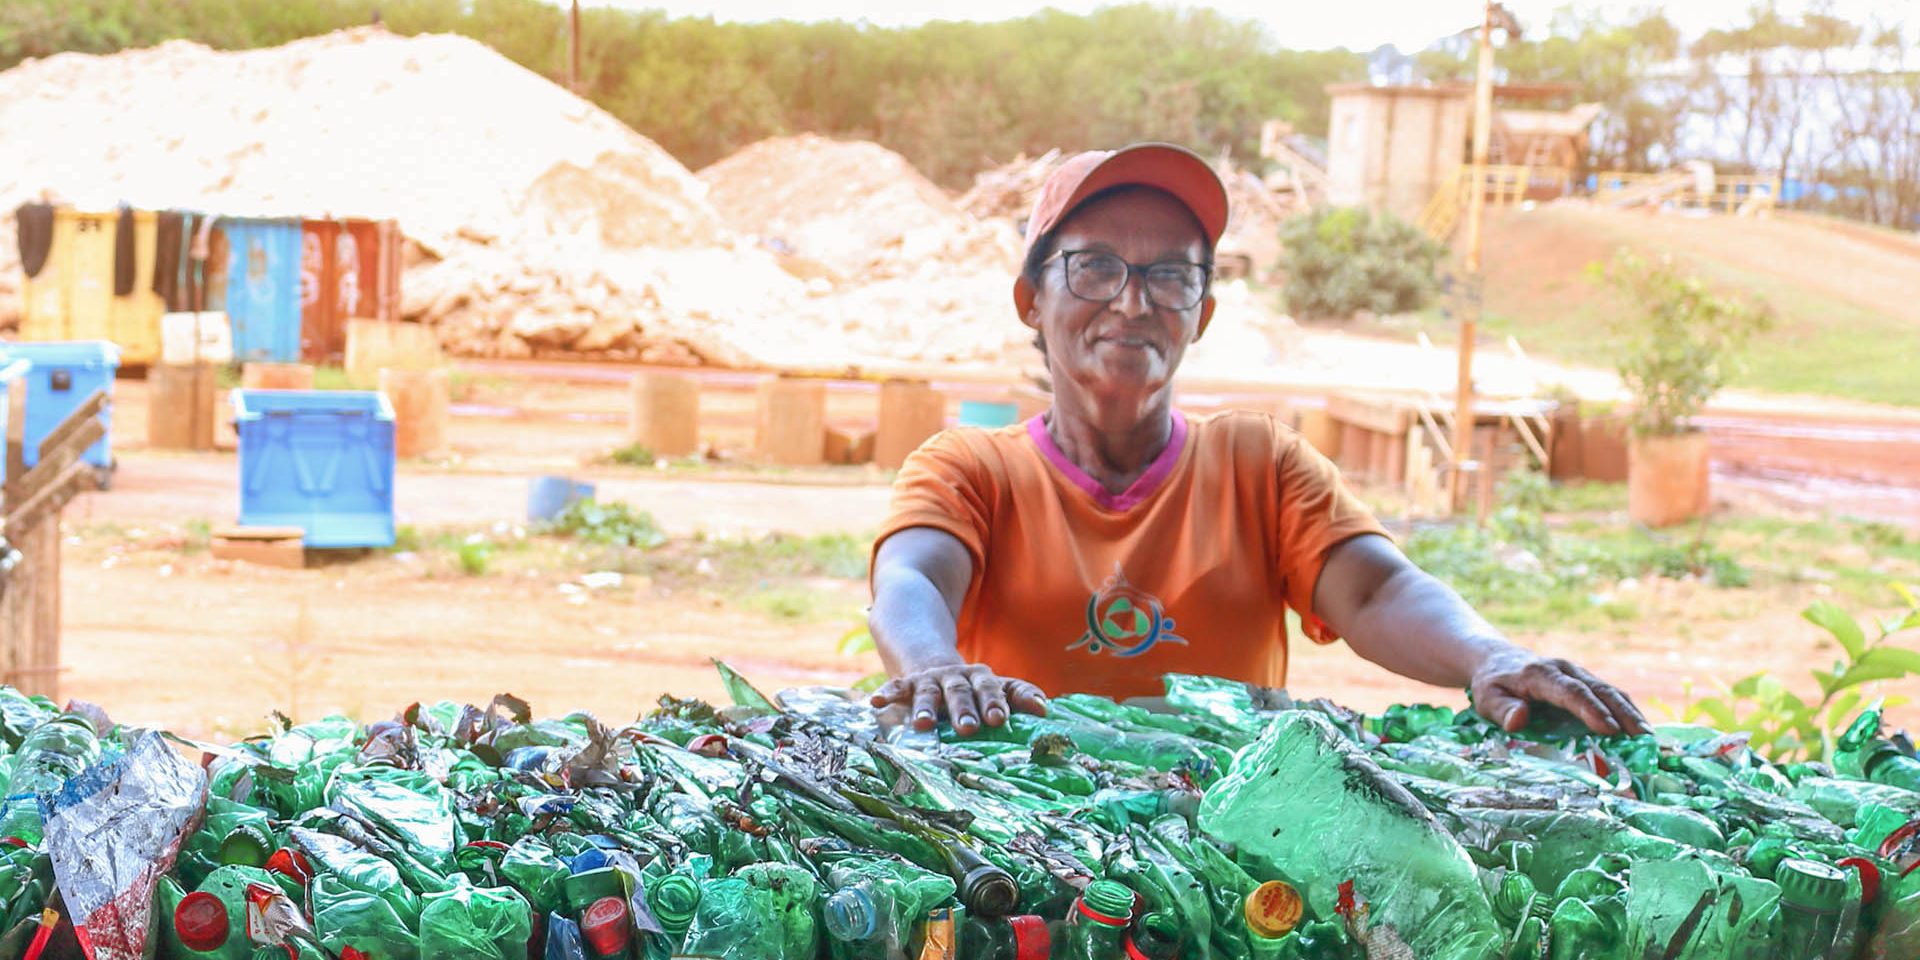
[590, 0, 1911, 50]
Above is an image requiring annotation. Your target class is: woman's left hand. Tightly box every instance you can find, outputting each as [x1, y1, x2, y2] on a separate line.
[1470, 649, 1649, 736]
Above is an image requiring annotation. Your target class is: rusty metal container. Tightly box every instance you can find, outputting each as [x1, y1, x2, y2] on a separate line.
[300, 218, 401, 365]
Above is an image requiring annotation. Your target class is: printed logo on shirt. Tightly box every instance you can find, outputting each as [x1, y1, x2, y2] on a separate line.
[1068, 565, 1186, 659]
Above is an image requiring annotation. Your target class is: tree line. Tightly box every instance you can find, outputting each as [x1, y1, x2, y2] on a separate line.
[3, 0, 1913, 225]
[0, 0, 1364, 186]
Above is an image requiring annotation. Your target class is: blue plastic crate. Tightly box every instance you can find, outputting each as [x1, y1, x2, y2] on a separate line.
[5, 341, 118, 478]
[232, 389, 396, 548]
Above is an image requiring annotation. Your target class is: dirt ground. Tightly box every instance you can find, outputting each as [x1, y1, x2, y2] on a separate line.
[35, 365, 1920, 740]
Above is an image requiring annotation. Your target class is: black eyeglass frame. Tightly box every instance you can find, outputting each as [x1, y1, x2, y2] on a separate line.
[1040, 249, 1214, 311]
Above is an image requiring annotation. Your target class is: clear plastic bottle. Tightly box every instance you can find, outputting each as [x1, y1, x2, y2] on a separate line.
[0, 713, 98, 845]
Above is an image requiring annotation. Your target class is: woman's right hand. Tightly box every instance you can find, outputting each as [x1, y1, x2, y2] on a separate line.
[870, 663, 1049, 735]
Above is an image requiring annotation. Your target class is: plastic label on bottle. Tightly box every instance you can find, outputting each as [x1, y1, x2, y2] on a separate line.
[918, 907, 957, 960]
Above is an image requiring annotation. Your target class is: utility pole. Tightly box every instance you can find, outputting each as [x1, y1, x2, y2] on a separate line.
[569, 0, 582, 94]
[1450, 0, 1500, 512]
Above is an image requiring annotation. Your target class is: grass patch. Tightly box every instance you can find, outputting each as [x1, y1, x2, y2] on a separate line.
[606, 442, 656, 467]
[1542, 482, 1627, 515]
[738, 585, 842, 623]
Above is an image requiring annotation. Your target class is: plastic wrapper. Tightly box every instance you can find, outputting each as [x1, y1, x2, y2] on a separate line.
[42, 730, 205, 960]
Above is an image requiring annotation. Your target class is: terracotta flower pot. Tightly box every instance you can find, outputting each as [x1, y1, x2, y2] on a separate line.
[1629, 430, 1711, 527]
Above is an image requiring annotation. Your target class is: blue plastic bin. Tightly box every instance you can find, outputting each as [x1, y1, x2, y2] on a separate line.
[5, 341, 118, 481]
[527, 476, 595, 524]
[232, 389, 396, 548]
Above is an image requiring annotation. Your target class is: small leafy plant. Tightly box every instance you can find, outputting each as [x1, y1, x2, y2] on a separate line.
[1655, 584, 1920, 761]
[545, 498, 668, 549]
[1588, 249, 1774, 437]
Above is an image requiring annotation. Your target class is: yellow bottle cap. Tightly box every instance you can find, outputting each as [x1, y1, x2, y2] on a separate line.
[1245, 880, 1303, 938]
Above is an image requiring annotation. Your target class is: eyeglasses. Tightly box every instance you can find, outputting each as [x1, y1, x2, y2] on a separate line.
[1044, 250, 1212, 311]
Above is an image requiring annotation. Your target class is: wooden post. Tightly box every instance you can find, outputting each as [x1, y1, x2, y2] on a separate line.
[755, 377, 826, 466]
[628, 372, 700, 458]
[379, 368, 450, 459]
[242, 362, 316, 391]
[0, 394, 107, 700]
[1451, 0, 1500, 514]
[148, 363, 219, 451]
[874, 380, 946, 469]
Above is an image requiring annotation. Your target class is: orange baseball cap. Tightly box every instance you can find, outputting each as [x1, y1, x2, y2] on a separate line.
[1021, 142, 1230, 261]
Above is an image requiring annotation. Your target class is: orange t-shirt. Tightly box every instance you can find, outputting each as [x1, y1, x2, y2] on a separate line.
[873, 409, 1388, 700]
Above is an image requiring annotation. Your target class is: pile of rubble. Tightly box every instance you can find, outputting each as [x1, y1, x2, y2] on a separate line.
[0, 29, 1028, 368]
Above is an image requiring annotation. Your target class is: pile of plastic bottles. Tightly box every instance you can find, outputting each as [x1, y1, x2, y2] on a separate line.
[0, 664, 1915, 960]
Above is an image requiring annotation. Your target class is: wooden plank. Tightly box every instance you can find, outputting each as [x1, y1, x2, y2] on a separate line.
[211, 536, 306, 569]
[211, 525, 306, 542]
[4, 419, 105, 520]
[33, 390, 108, 464]
[3, 459, 95, 533]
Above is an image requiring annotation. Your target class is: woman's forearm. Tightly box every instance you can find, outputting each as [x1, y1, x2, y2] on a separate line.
[869, 564, 966, 676]
[1336, 565, 1520, 688]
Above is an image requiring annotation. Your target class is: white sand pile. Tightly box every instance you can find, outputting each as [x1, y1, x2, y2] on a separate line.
[0, 30, 1027, 367]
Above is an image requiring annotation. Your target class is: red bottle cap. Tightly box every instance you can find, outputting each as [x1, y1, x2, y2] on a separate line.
[1007, 916, 1051, 960]
[174, 890, 230, 952]
[341, 950, 371, 960]
[581, 896, 632, 957]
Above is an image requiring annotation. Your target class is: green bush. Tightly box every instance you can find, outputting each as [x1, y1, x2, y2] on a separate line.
[1280, 207, 1444, 321]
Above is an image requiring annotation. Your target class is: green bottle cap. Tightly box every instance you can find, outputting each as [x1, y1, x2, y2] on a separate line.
[565, 867, 628, 915]
[648, 874, 700, 934]
[1777, 859, 1848, 912]
[218, 823, 274, 868]
[1079, 880, 1134, 925]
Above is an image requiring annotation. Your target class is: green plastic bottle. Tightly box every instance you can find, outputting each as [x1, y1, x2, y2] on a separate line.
[1123, 911, 1180, 960]
[1775, 859, 1846, 960]
[1199, 711, 1503, 960]
[1057, 880, 1133, 960]
[958, 915, 1051, 960]
[644, 873, 700, 946]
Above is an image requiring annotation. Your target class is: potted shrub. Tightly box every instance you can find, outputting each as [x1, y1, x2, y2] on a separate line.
[1592, 250, 1772, 527]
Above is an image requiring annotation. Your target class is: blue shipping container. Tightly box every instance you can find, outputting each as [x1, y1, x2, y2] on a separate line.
[5, 341, 118, 479]
[232, 389, 396, 548]
[221, 219, 304, 363]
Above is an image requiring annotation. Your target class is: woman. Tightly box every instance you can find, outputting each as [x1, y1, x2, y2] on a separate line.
[868, 143, 1645, 738]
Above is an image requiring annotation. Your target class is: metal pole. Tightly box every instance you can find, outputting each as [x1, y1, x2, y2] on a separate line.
[1450, 0, 1498, 513]
[569, 1, 582, 94]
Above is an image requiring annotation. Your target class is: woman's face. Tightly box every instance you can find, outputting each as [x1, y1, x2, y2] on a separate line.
[1025, 187, 1211, 409]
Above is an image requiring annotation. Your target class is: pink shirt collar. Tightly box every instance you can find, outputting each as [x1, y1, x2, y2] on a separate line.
[1027, 409, 1189, 512]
